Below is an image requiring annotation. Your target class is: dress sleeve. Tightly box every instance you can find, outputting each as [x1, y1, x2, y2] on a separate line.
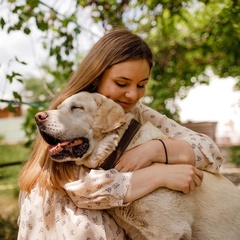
[62, 166, 132, 210]
[131, 103, 224, 173]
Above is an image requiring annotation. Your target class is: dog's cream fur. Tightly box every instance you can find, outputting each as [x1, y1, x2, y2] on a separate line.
[37, 92, 240, 240]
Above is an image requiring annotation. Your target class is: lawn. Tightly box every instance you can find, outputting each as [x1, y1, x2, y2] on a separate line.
[0, 143, 31, 240]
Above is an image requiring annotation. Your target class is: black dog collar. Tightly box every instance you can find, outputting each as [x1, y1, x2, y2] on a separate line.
[100, 119, 141, 170]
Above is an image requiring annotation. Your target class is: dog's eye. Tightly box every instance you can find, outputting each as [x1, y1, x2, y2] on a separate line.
[71, 105, 84, 112]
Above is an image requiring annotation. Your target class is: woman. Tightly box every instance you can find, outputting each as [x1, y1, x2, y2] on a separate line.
[18, 29, 223, 239]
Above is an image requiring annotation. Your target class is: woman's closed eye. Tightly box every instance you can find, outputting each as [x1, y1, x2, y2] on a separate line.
[115, 82, 147, 89]
[116, 82, 127, 87]
[137, 84, 146, 89]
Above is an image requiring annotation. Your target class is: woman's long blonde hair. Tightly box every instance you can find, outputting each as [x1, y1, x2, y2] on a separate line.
[19, 28, 153, 193]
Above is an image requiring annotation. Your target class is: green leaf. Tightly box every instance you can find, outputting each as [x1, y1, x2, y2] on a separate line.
[6, 72, 23, 84]
[16, 78, 23, 83]
[7, 104, 17, 113]
[0, 17, 6, 28]
[13, 91, 22, 101]
[23, 27, 31, 34]
[6, 74, 13, 83]
[15, 57, 27, 65]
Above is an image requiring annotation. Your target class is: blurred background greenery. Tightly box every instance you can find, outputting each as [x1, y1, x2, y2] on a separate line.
[0, 144, 30, 239]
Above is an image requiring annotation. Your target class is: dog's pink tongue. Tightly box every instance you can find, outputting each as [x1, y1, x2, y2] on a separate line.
[48, 139, 83, 155]
[49, 141, 70, 154]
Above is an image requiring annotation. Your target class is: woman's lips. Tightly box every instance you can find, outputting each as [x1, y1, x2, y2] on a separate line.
[116, 100, 134, 111]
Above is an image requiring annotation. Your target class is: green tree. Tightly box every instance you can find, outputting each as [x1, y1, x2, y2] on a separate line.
[1, 0, 239, 142]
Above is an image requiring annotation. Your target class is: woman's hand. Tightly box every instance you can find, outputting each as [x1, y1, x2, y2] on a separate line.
[124, 164, 203, 203]
[115, 140, 158, 172]
[159, 164, 203, 193]
[115, 139, 203, 195]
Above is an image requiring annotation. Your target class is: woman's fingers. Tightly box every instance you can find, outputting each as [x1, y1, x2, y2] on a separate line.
[116, 161, 204, 194]
[186, 167, 203, 192]
[195, 168, 204, 181]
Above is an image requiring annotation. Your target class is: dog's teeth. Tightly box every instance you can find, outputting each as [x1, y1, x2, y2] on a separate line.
[48, 139, 84, 156]
[67, 139, 83, 147]
[60, 141, 71, 146]
[49, 143, 63, 154]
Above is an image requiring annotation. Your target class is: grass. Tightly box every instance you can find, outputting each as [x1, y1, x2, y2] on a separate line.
[0, 143, 31, 240]
[0, 144, 30, 164]
[0, 143, 29, 180]
[0, 211, 19, 240]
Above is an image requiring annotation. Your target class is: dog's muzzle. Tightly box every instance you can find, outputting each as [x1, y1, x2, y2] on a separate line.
[35, 111, 90, 162]
[38, 128, 89, 162]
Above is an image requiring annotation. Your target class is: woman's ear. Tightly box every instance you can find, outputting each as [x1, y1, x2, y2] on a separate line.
[92, 93, 126, 133]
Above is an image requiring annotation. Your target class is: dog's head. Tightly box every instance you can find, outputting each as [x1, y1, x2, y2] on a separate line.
[35, 92, 129, 168]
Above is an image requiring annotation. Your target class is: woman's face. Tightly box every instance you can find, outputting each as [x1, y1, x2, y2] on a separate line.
[97, 59, 150, 112]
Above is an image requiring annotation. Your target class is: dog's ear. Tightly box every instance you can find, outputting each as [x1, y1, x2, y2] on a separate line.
[93, 94, 127, 133]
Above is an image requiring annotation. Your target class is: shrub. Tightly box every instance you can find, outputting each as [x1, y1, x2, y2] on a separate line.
[230, 145, 240, 166]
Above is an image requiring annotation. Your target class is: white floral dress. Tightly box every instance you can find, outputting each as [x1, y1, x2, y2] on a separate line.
[18, 168, 132, 240]
[17, 102, 224, 239]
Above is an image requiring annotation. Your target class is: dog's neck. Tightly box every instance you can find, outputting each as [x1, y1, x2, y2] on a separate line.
[78, 113, 135, 169]
[100, 119, 141, 170]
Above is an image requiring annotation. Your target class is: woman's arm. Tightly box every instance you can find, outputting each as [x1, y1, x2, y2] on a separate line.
[63, 164, 203, 209]
[63, 166, 133, 209]
[124, 163, 203, 203]
[128, 103, 224, 173]
[115, 139, 195, 172]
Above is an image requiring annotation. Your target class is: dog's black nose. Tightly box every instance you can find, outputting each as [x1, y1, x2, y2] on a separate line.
[35, 112, 48, 123]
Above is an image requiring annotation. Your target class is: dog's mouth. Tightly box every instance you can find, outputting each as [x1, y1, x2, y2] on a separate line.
[39, 130, 89, 161]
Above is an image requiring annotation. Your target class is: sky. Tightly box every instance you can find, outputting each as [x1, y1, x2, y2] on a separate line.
[177, 77, 240, 144]
[0, 12, 239, 145]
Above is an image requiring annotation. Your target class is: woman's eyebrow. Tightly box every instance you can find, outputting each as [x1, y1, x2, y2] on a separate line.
[115, 76, 149, 82]
[140, 78, 149, 82]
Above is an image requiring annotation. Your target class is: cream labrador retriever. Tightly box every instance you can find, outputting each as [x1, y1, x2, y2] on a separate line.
[35, 92, 240, 240]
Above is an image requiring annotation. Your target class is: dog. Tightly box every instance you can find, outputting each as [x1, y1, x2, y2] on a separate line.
[35, 91, 240, 240]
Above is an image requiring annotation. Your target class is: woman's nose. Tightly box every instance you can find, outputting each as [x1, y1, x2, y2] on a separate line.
[125, 88, 138, 100]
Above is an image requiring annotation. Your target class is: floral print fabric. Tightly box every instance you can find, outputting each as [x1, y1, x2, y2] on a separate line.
[18, 168, 131, 240]
[132, 102, 223, 172]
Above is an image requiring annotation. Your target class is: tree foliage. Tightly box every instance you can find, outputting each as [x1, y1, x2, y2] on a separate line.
[1, 0, 240, 143]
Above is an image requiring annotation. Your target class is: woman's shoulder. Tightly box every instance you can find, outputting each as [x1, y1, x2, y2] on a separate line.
[131, 102, 166, 123]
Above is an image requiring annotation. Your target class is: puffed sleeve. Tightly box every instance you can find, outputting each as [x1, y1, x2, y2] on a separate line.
[62, 166, 132, 209]
[131, 103, 224, 173]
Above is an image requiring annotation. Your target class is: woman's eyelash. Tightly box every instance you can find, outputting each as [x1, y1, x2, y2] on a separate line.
[116, 82, 145, 88]
[116, 82, 127, 87]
